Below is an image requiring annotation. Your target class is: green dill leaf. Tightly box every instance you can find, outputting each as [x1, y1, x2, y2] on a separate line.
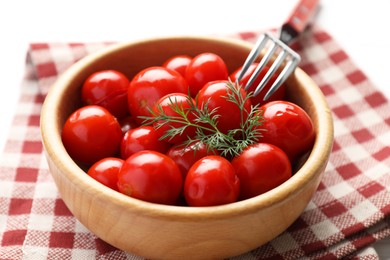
[138, 80, 265, 157]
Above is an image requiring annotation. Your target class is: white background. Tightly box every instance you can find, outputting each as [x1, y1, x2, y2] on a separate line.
[0, 0, 389, 257]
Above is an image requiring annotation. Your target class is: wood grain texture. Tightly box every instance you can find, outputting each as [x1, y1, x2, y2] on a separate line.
[40, 36, 334, 259]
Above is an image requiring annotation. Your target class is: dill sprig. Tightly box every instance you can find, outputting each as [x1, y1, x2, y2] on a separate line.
[140, 80, 264, 158]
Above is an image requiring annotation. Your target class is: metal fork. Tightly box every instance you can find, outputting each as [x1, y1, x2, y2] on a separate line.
[236, 0, 320, 101]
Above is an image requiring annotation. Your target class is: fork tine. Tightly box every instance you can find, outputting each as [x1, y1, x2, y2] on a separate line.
[236, 34, 268, 83]
[253, 49, 288, 96]
[263, 54, 301, 101]
[239, 32, 301, 101]
[245, 40, 278, 91]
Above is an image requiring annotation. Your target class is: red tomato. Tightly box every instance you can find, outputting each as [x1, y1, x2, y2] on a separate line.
[118, 150, 183, 205]
[185, 53, 228, 96]
[87, 157, 124, 191]
[166, 141, 218, 178]
[163, 55, 192, 77]
[230, 63, 286, 106]
[259, 100, 315, 162]
[196, 80, 252, 134]
[231, 143, 292, 200]
[120, 126, 170, 160]
[119, 115, 138, 135]
[62, 105, 122, 164]
[152, 93, 197, 144]
[81, 70, 130, 119]
[128, 66, 188, 124]
[184, 155, 240, 206]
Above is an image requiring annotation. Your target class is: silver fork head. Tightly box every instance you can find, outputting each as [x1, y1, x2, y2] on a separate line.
[236, 32, 301, 101]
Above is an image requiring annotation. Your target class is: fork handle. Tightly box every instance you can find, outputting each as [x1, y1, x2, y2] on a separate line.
[283, 0, 319, 37]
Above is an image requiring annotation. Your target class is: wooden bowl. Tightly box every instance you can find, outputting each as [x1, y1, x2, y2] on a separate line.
[40, 36, 334, 259]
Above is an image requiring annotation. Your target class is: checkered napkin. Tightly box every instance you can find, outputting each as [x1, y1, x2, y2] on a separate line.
[1, 25, 390, 259]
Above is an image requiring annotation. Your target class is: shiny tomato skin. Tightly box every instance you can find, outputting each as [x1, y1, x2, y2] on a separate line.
[118, 150, 183, 205]
[128, 66, 188, 124]
[120, 126, 170, 160]
[81, 70, 130, 119]
[163, 55, 192, 78]
[259, 101, 315, 162]
[166, 141, 218, 178]
[87, 157, 124, 191]
[184, 155, 240, 207]
[230, 63, 286, 106]
[119, 115, 139, 135]
[152, 93, 197, 144]
[185, 53, 229, 97]
[196, 80, 252, 134]
[62, 105, 123, 164]
[231, 143, 292, 200]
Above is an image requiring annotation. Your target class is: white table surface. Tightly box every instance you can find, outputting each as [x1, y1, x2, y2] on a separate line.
[1, 0, 389, 258]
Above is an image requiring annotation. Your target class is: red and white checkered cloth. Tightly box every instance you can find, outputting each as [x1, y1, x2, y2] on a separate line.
[1, 25, 390, 259]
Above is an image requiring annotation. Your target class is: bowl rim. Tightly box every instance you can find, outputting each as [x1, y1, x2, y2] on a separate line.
[40, 35, 334, 221]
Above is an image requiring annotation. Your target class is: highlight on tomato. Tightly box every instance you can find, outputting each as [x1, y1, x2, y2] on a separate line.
[184, 155, 240, 207]
[120, 126, 170, 160]
[61, 105, 122, 165]
[196, 80, 252, 134]
[152, 93, 197, 144]
[163, 55, 192, 77]
[128, 66, 189, 124]
[166, 141, 218, 178]
[259, 100, 315, 162]
[118, 150, 183, 205]
[81, 70, 130, 119]
[185, 53, 228, 96]
[87, 157, 124, 192]
[61, 51, 316, 207]
[231, 143, 292, 200]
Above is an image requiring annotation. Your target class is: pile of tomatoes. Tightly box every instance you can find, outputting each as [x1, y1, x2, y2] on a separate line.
[61, 52, 315, 207]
